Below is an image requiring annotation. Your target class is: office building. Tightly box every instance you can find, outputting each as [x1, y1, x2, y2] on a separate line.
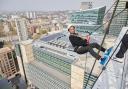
[15, 18, 29, 41]
[109, 0, 128, 36]
[14, 40, 33, 84]
[18, 39, 72, 89]
[69, 6, 106, 25]
[68, 6, 106, 35]
[0, 47, 19, 79]
[80, 2, 92, 10]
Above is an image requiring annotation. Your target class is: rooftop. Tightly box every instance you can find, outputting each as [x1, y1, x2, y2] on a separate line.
[69, 6, 106, 13]
[33, 30, 104, 69]
[20, 39, 33, 45]
[0, 47, 11, 53]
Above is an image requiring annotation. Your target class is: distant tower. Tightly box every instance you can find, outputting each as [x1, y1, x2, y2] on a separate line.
[15, 18, 29, 41]
[80, 2, 92, 10]
[26, 12, 36, 19]
[29, 12, 33, 19]
[33, 12, 36, 19]
[26, 12, 30, 19]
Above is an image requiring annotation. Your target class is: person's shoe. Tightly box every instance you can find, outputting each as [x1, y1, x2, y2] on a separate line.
[100, 47, 113, 65]
[100, 55, 108, 65]
[104, 47, 113, 55]
[116, 54, 124, 59]
[112, 57, 124, 63]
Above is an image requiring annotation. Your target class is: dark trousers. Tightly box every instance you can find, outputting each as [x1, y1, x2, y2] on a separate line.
[76, 43, 106, 59]
[116, 34, 128, 58]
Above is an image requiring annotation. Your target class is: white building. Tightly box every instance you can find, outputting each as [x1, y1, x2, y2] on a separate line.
[15, 18, 29, 41]
[26, 12, 36, 19]
[0, 47, 19, 79]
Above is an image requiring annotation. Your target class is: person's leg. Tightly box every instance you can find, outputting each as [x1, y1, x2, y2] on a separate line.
[116, 34, 128, 58]
[75, 46, 88, 54]
[89, 43, 106, 52]
[76, 46, 101, 59]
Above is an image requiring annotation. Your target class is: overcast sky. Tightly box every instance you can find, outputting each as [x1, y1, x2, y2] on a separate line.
[0, 0, 114, 11]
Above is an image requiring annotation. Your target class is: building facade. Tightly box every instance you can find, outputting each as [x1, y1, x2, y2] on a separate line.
[18, 39, 72, 89]
[68, 6, 106, 35]
[26, 12, 37, 19]
[69, 6, 106, 25]
[15, 18, 29, 41]
[109, 0, 128, 36]
[0, 47, 19, 79]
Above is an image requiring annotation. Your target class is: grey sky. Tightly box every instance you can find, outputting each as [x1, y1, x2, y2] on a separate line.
[0, 0, 114, 11]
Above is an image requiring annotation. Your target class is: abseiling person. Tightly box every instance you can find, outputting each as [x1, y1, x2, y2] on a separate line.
[68, 25, 106, 60]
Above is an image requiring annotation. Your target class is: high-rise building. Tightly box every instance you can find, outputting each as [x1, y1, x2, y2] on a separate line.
[14, 40, 33, 83]
[26, 12, 37, 19]
[109, 0, 128, 36]
[80, 2, 92, 10]
[0, 47, 19, 79]
[18, 39, 72, 89]
[20, 40, 34, 64]
[15, 18, 29, 41]
[68, 6, 106, 35]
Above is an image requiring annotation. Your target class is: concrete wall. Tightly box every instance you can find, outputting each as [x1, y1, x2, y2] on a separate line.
[71, 64, 84, 89]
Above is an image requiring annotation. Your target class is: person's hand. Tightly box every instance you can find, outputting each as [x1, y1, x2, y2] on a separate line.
[85, 35, 90, 44]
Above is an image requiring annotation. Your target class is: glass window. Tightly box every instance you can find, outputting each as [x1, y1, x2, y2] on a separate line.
[7, 52, 12, 59]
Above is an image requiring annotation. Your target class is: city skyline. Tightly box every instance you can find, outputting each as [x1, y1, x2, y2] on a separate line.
[0, 0, 114, 11]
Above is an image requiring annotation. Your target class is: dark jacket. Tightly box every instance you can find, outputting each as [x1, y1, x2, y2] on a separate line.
[69, 33, 87, 47]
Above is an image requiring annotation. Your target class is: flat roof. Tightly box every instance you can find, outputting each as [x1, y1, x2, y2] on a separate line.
[33, 30, 104, 68]
[66, 23, 101, 26]
[20, 39, 33, 45]
[0, 47, 11, 53]
[69, 6, 106, 13]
